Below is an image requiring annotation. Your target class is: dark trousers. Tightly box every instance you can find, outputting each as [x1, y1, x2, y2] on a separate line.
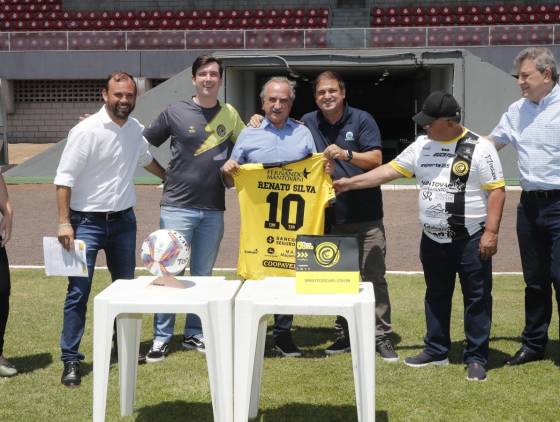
[331, 220, 391, 341]
[420, 231, 492, 366]
[0, 246, 10, 356]
[517, 193, 560, 354]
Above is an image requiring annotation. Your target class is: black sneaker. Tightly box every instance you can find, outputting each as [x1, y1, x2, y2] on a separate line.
[145, 340, 169, 363]
[376, 338, 399, 362]
[466, 362, 487, 381]
[182, 336, 206, 354]
[325, 337, 351, 355]
[61, 361, 81, 387]
[273, 332, 302, 357]
[404, 351, 449, 368]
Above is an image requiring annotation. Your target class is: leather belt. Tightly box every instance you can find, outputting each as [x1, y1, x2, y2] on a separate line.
[71, 207, 133, 221]
[522, 190, 560, 200]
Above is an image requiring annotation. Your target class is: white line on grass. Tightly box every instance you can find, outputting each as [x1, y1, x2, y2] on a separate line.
[10, 265, 523, 276]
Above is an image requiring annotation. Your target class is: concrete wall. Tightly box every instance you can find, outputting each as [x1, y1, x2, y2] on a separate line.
[6, 101, 102, 144]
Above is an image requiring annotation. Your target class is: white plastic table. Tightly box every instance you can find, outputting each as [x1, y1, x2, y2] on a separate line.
[234, 277, 375, 422]
[93, 276, 242, 422]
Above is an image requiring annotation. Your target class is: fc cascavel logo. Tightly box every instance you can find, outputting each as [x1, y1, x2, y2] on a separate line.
[216, 124, 226, 137]
[452, 160, 469, 177]
[315, 242, 340, 268]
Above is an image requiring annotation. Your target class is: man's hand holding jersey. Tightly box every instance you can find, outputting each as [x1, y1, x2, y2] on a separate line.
[221, 159, 240, 188]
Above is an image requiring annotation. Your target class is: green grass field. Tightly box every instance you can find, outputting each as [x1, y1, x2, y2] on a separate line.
[0, 270, 558, 421]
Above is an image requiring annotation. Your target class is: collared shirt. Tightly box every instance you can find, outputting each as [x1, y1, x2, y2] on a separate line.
[391, 128, 505, 243]
[491, 84, 560, 191]
[302, 104, 383, 224]
[54, 106, 153, 212]
[231, 117, 316, 164]
[144, 99, 244, 210]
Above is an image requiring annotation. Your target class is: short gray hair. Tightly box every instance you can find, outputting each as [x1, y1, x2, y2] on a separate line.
[514, 47, 558, 84]
[259, 77, 296, 102]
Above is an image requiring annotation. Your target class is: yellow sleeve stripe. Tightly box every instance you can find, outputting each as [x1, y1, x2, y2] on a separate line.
[481, 179, 506, 190]
[389, 160, 413, 178]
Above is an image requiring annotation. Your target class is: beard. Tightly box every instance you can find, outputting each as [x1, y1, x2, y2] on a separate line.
[109, 101, 135, 119]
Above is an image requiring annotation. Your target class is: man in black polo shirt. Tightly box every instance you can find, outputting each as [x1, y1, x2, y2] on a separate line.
[302, 71, 398, 361]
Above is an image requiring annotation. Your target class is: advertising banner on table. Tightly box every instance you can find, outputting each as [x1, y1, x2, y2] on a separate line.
[295, 235, 360, 294]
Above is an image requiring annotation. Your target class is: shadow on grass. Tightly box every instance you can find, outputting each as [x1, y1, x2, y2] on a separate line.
[136, 401, 213, 421]
[258, 403, 387, 422]
[8, 352, 52, 374]
[134, 401, 388, 422]
[392, 337, 520, 371]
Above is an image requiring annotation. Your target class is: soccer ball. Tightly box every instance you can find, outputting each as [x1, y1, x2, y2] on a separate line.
[141, 229, 190, 276]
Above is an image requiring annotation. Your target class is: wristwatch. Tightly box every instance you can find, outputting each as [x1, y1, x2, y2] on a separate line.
[345, 149, 353, 161]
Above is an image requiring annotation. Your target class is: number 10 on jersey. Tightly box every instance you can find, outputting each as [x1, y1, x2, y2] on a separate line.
[265, 192, 305, 231]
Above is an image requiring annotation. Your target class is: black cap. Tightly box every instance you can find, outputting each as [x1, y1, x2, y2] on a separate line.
[412, 91, 461, 127]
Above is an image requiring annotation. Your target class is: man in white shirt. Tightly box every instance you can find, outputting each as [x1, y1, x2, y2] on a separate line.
[54, 71, 165, 387]
[333, 92, 505, 381]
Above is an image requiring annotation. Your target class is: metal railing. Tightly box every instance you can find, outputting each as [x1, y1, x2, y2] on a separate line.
[0, 25, 557, 51]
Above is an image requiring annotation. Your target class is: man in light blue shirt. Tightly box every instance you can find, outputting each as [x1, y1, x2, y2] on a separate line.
[222, 76, 316, 357]
[228, 78, 316, 165]
[490, 47, 560, 366]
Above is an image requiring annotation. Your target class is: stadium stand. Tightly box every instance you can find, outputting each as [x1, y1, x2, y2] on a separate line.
[0, 2, 330, 31]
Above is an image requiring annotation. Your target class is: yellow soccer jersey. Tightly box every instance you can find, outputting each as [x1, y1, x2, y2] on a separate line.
[233, 153, 335, 280]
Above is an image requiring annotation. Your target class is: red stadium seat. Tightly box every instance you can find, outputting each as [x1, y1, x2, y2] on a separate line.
[426, 6, 439, 16]
[386, 15, 401, 26]
[442, 15, 455, 25]
[255, 9, 266, 18]
[412, 15, 427, 26]
[496, 14, 512, 24]
[372, 7, 384, 17]
[268, 9, 279, 18]
[318, 8, 329, 18]
[371, 16, 383, 26]
[240, 9, 252, 18]
[386, 7, 397, 17]
[294, 8, 305, 18]
[426, 15, 441, 26]
[399, 7, 411, 16]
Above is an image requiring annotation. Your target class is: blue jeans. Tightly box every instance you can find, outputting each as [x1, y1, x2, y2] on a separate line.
[60, 208, 137, 362]
[420, 231, 492, 366]
[517, 192, 560, 354]
[153, 206, 224, 343]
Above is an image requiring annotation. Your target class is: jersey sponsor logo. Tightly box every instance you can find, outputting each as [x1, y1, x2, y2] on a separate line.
[425, 203, 449, 219]
[344, 131, 355, 142]
[265, 167, 310, 182]
[420, 163, 450, 168]
[484, 154, 497, 179]
[267, 236, 275, 244]
[188, 126, 196, 134]
[452, 160, 469, 177]
[244, 249, 258, 254]
[433, 152, 456, 158]
[262, 260, 295, 270]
